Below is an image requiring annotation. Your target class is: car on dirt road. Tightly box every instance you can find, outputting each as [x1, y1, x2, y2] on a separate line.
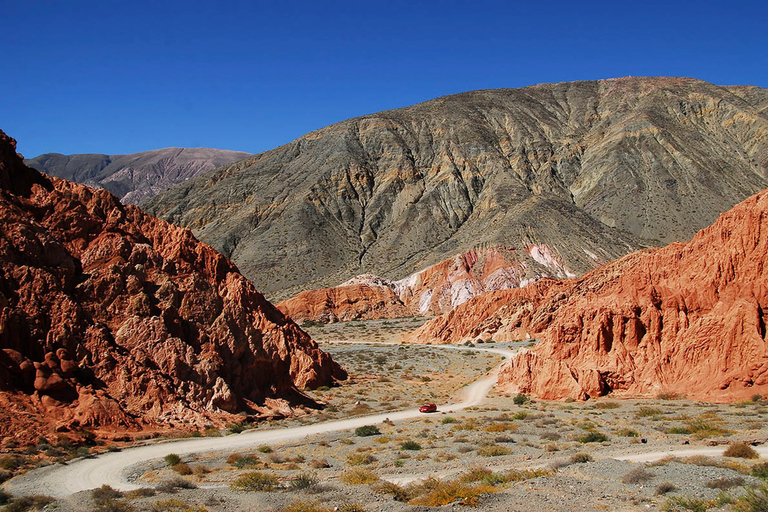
[419, 403, 437, 413]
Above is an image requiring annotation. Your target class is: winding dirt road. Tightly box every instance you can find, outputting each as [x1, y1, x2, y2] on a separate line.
[4, 345, 516, 498]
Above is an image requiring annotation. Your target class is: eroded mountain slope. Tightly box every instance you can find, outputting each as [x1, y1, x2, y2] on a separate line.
[145, 77, 768, 299]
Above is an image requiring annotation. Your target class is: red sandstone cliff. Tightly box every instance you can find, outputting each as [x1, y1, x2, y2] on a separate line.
[411, 189, 768, 402]
[0, 130, 346, 445]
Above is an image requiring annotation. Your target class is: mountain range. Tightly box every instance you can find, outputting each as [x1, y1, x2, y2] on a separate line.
[25, 147, 251, 204]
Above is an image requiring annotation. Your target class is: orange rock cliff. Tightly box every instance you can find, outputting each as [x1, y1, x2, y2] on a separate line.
[411, 189, 768, 402]
[0, 130, 346, 445]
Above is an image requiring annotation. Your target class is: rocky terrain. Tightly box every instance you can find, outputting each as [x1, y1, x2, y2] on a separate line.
[0, 130, 344, 446]
[410, 187, 768, 402]
[145, 77, 768, 300]
[278, 246, 549, 321]
[25, 147, 251, 204]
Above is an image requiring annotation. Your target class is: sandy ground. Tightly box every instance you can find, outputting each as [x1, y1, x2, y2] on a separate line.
[3, 319, 768, 511]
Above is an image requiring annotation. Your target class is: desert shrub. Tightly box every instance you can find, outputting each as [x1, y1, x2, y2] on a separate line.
[231, 455, 261, 469]
[155, 478, 197, 493]
[354, 425, 380, 437]
[228, 422, 246, 434]
[441, 417, 457, 424]
[346, 453, 376, 466]
[734, 483, 768, 512]
[656, 482, 677, 495]
[657, 392, 681, 400]
[477, 445, 513, 457]
[289, 473, 319, 490]
[401, 440, 422, 451]
[541, 431, 561, 441]
[570, 452, 593, 463]
[192, 465, 210, 477]
[684, 414, 730, 439]
[616, 428, 640, 437]
[0, 490, 10, 506]
[706, 476, 744, 489]
[594, 401, 620, 409]
[752, 394, 764, 402]
[164, 454, 181, 466]
[752, 462, 768, 479]
[408, 479, 498, 507]
[2, 495, 55, 512]
[512, 411, 529, 420]
[309, 459, 330, 469]
[579, 431, 608, 443]
[484, 422, 517, 433]
[172, 463, 193, 475]
[276, 500, 333, 512]
[622, 467, 655, 484]
[340, 468, 379, 485]
[258, 445, 273, 453]
[0, 455, 21, 471]
[636, 407, 664, 418]
[230, 471, 279, 491]
[0, 469, 12, 483]
[92, 485, 123, 503]
[125, 488, 156, 498]
[724, 443, 759, 459]
[669, 426, 692, 434]
[662, 495, 715, 512]
[149, 499, 208, 512]
[513, 393, 530, 405]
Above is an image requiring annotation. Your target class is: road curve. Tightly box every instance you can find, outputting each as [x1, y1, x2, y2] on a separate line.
[4, 344, 516, 498]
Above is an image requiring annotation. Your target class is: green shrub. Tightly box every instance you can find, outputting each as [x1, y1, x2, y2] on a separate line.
[228, 422, 246, 434]
[355, 425, 381, 437]
[401, 440, 422, 451]
[579, 431, 608, 443]
[513, 393, 530, 405]
[616, 428, 640, 437]
[258, 445, 273, 453]
[164, 454, 181, 466]
[289, 473, 319, 490]
[735, 483, 768, 512]
[230, 471, 280, 491]
[751, 462, 768, 479]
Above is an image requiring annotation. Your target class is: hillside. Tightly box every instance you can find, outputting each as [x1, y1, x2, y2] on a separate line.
[145, 77, 768, 299]
[409, 188, 768, 402]
[25, 147, 251, 204]
[0, 130, 344, 445]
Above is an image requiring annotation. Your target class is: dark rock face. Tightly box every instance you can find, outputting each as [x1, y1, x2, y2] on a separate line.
[411, 188, 768, 402]
[0, 130, 345, 445]
[144, 77, 768, 300]
[25, 147, 252, 204]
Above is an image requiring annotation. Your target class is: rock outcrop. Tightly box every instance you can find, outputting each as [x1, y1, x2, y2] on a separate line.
[145, 78, 768, 300]
[26, 147, 251, 204]
[0, 130, 345, 445]
[410, 188, 768, 402]
[278, 246, 555, 322]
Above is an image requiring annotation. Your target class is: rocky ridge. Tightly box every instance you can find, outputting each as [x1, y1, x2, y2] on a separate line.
[145, 77, 768, 299]
[26, 147, 252, 204]
[277, 245, 558, 322]
[0, 130, 344, 445]
[409, 188, 768, 402]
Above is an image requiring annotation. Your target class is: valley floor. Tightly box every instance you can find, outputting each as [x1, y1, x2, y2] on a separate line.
[4, 319, 768, 511]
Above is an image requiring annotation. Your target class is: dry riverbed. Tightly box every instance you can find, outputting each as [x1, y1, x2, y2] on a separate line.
[3, 320, 768, 511]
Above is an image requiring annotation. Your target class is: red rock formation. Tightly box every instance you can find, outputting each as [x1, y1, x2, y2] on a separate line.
[278, 246, 555, 322]
[0, 130, 346, 445]
[411, 189, 768, 402]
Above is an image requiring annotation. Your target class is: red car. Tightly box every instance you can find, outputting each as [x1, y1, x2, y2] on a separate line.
[419, 403, 437, 413]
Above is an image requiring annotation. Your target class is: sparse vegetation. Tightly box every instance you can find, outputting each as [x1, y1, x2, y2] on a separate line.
[230, 471, 280, 491]
[340, 468, 379, 485]
[621, 467, 655, 484]
[723, 443, 759, 459]
[150, 499, 209, 512]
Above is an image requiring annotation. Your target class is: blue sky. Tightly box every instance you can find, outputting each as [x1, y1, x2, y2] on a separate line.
[3, 0, 767, 158]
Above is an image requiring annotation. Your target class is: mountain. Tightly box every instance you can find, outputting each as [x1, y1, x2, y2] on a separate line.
[144, 77, 768, 300]
[0, 130, 344, 446]
[408, 188, 768, 402]
[25, 147, 252, 204]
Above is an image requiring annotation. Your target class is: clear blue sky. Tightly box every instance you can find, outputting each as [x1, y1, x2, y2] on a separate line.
[3, 0, 767, 158]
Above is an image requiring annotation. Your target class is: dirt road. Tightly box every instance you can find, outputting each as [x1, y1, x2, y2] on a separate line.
[4, 345, 516, 498]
